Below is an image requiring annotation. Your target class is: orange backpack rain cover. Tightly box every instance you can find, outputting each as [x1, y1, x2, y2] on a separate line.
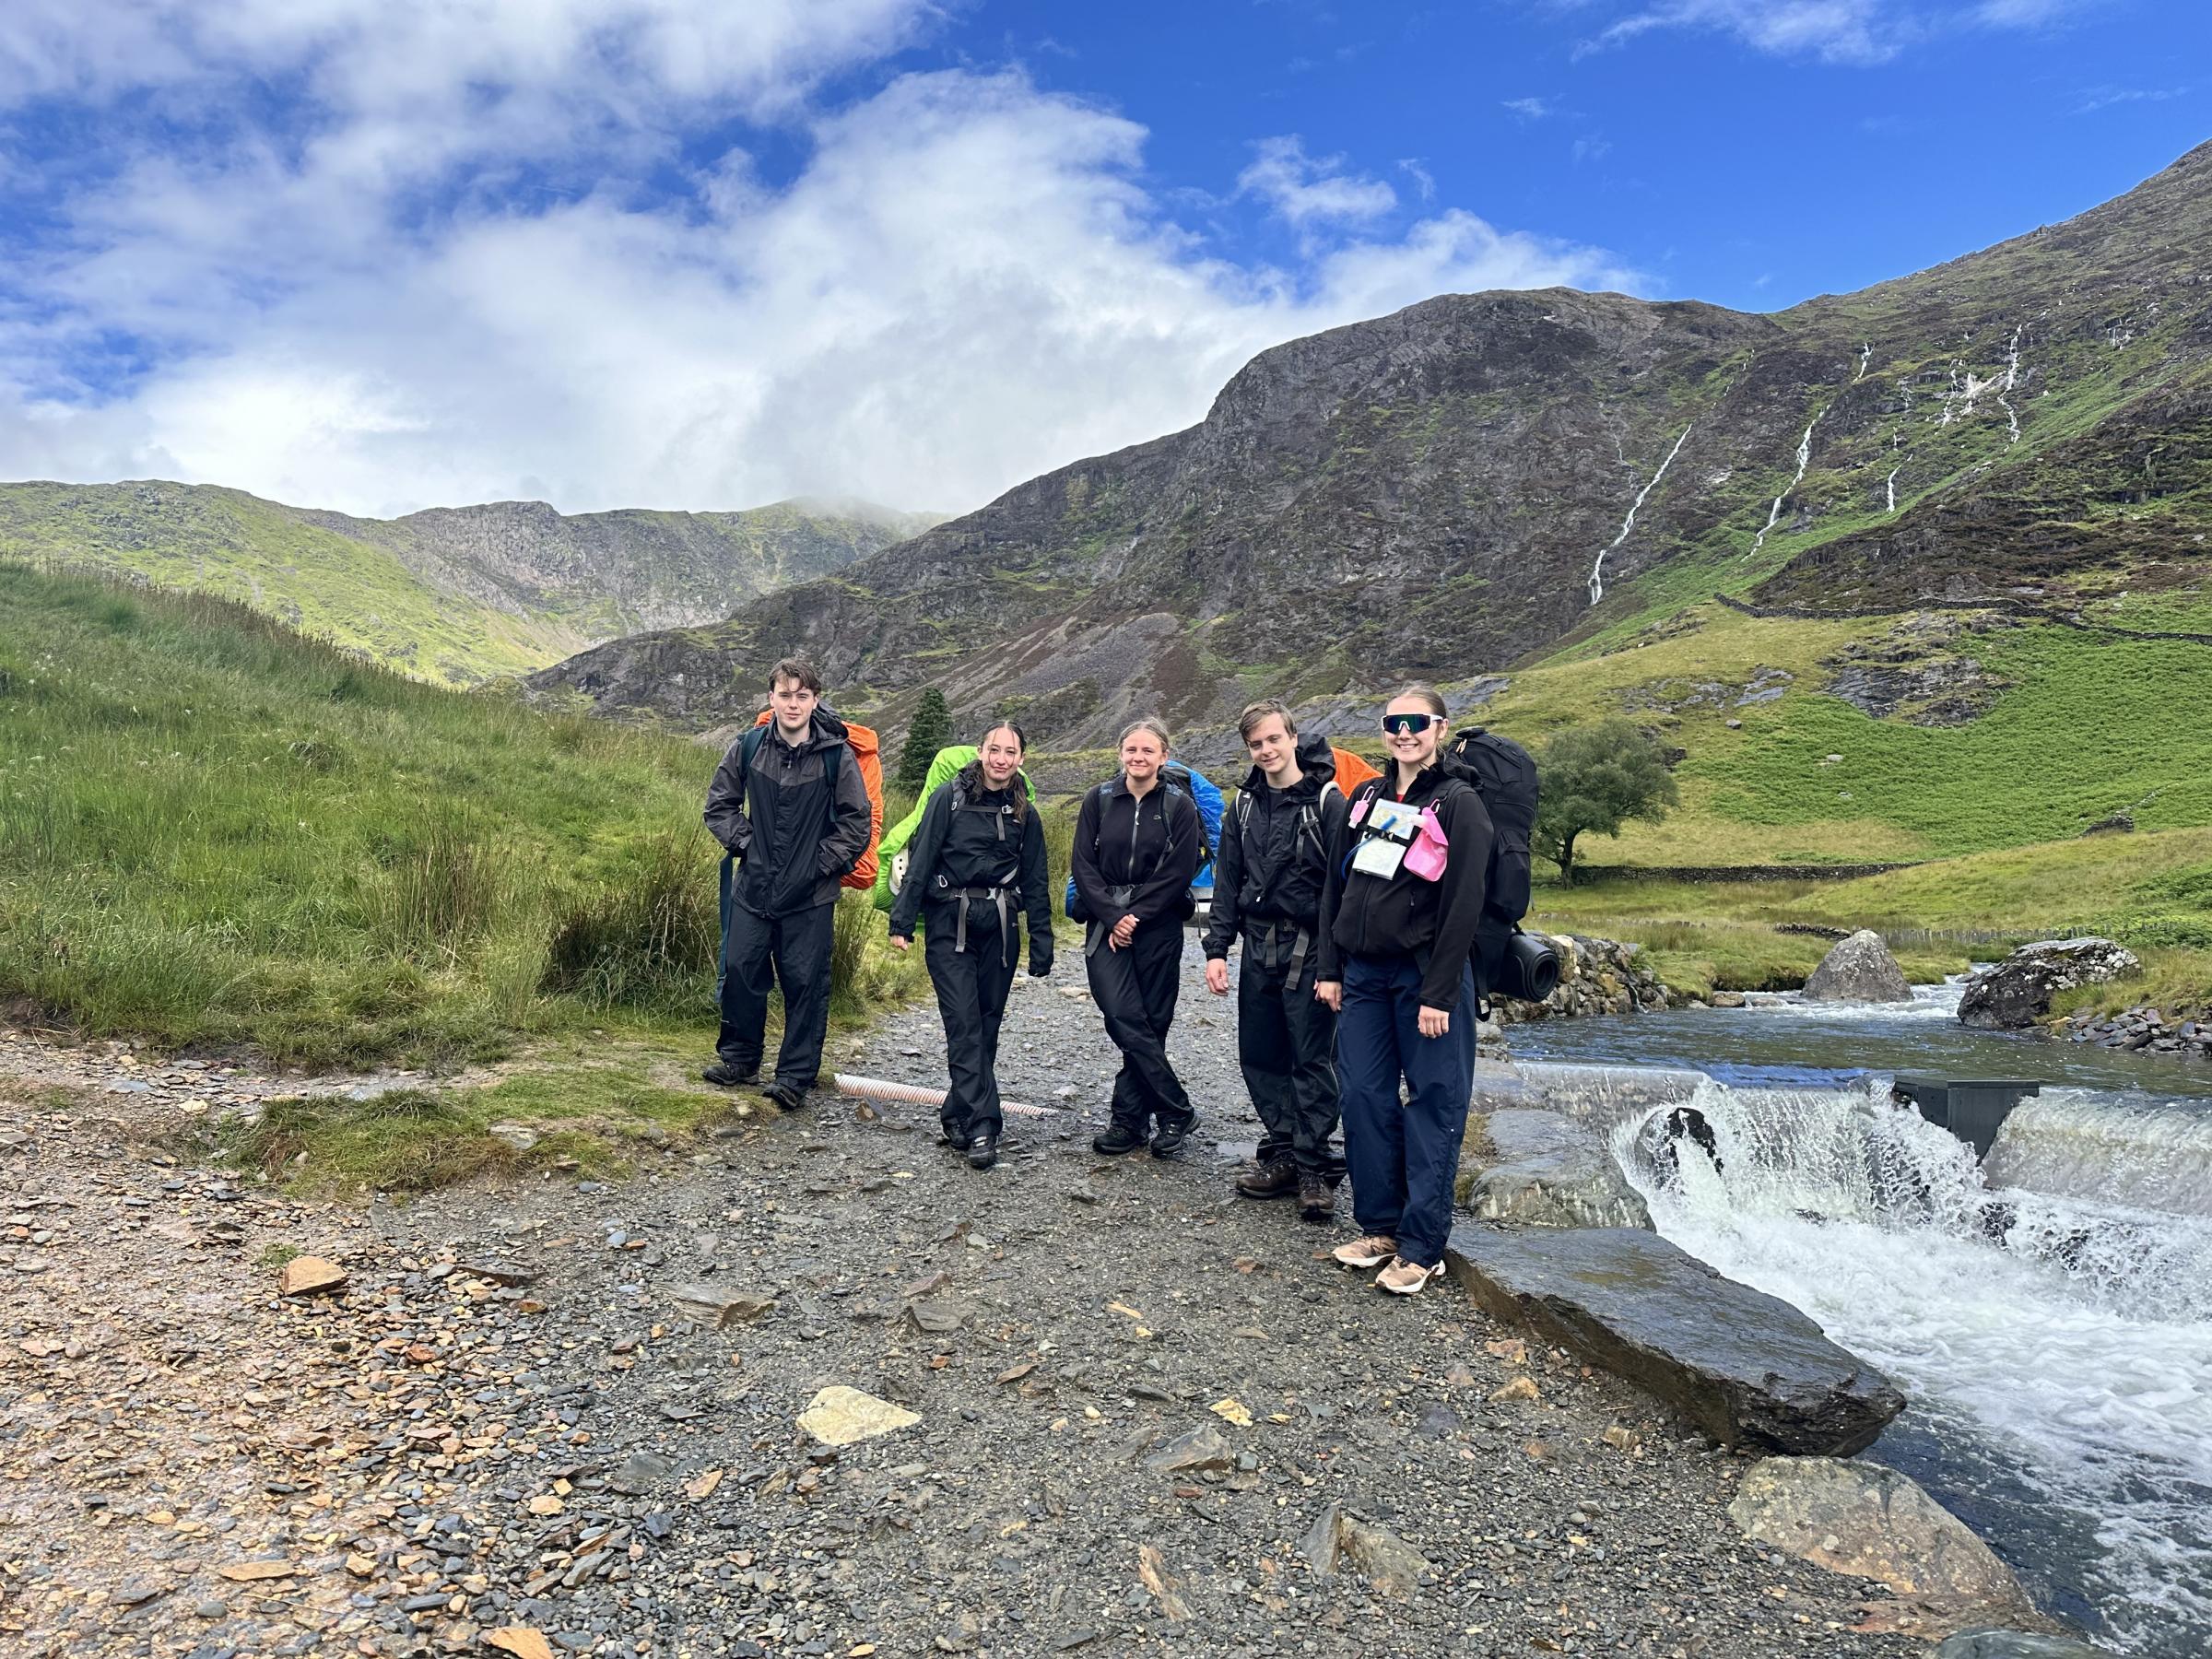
[749, 710, 884, 889]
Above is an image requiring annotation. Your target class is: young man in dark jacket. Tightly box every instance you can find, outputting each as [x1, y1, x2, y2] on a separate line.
[1203, 701, 1351, 1221]
[701, 657, 873, 1110]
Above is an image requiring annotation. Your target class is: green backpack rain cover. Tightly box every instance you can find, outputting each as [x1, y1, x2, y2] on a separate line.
[869, 746, 1038, 923]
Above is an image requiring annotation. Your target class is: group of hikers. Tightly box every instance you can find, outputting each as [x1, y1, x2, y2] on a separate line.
[702, 655, 1517, 1298]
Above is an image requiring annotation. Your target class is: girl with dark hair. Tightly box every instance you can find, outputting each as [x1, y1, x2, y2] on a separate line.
[1314, 687, 1494, 1294]
[1071, 719, 1205, 1159]
[888, 722, 1053, 1170]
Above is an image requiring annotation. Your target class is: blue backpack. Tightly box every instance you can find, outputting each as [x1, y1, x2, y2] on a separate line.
[1062, 761, 1222, 921]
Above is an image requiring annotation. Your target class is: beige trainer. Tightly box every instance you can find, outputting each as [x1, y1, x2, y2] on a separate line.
[1375, 1256, 1442, 1296]
[1332, 1234, 1397, 1269]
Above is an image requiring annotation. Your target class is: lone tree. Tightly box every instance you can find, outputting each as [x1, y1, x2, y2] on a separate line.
[1533, 717, 1679, 881]
[896, 687, 956, 793]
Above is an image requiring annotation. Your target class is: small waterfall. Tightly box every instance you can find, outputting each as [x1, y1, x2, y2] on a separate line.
[1586, 422, 1693, 606]
[1855, 341, 1872, 382]
[1885, 465, 1900, 514]
[1985, 1089, 2212, 1218]
[1749, 414, 1819, 553]
[1610, 1078, 2212, 1655]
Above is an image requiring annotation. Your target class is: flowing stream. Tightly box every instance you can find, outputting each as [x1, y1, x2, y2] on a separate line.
[1505, 987, 2212, 1654]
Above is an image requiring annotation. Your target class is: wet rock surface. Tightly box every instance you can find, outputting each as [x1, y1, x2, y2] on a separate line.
[1803, 930, 1914, 1005]
[1444, 1225, 1906, 1457]
[2059, 1001, 2212, 1058]
[1456, 1109, 1653, 1231]
[3, 945, 1931, 1658]
[1490, 934, 1678, 1026]
[1728, 1457, 2050, 1639]
[1959, 938, 2141, 1030]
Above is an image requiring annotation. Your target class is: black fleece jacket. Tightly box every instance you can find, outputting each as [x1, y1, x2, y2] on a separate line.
[1203, 733, 1348, 959]
[1315, 760, 1494, 1012]
[888, 772, 1054, 976]
[701, 710, 873, 918]
[1070, 775, 1202, 930]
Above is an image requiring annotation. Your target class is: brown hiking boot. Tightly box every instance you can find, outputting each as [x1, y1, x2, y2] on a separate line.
[1234, 1156, 1298, 1200]
[1376, 1256, 1443, 1296]
[1297, 1171, 1336, 1223]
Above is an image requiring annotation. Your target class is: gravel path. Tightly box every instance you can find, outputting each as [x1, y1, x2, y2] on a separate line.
[0, 943, 1925, 1659]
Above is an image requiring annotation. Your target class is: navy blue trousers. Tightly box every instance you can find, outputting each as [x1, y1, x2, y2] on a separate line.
[1337, 952, 1478, 1269]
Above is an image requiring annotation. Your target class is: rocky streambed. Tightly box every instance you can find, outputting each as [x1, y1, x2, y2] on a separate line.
[0, 949, 1952, 1659]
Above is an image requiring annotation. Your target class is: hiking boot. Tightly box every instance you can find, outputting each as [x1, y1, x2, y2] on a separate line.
[760, 1080, 808, 1113]
[1297, 1171, 1336, 1223]
[1092, 1122, 1147, 1157]
[1332, 1234, 1397, 1269]
[702, 1061, 759, 1088]
[1149, 1117, 1195, 1159]
[941, 1124, 973, 1153]
[966, 1128, 1000, 1171]
[1375, 1256, 1442, 1296]
[1235, 1156, 1297, 1200]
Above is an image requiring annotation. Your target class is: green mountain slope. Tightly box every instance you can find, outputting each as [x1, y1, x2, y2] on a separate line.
[0, 561, 921, 1069]
[0, 480, 935, 686]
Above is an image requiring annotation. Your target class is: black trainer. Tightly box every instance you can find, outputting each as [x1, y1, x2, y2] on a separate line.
[761, 1080, 808, 1113]
[966, 1128, 1000, 1171]
[1149, 1117, 1196, 1159]
[1091, 1122, 1147, 1157]
[702, 1061, 759, 1088]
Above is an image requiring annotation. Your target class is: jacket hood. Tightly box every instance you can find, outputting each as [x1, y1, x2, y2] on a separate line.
[1240, 729, 1338, 796]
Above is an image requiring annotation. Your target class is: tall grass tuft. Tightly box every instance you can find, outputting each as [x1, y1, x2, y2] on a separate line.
[377, 817, 505, 963]
[542, 832, 719, 1007]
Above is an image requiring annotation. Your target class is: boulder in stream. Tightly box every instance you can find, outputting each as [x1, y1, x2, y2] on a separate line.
[1959, 938, 2140, 1030]
[1730, 1456, 2056, 1640]
[1444, 1225, 1904, 1454]
[1803, 929, 1913, 1003]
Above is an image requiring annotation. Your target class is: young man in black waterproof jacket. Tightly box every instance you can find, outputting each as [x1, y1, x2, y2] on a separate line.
[1203, 700, 1352, 1222]
[887, 721, 1054, 1171]
[1071, 719, 1205, 1159]
[700, 657, 874, 1110]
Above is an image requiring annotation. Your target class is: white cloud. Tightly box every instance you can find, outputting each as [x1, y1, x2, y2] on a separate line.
[1572, 0, 2105, 64]
[1236, 135, 1398, 230]
[1502, 96, 1554, 119]
[1, 8, 1638, 519]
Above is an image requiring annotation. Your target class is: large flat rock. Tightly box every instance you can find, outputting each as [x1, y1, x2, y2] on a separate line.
[1444, 1224, 1904, 1455]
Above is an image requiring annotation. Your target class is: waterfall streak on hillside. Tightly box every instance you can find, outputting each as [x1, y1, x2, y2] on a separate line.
[1885, 466, 1900, 514]
[2001, 324, 2026, 442]
[1587, 423, 1693, 606]
[1748, 415, 1819, 553]
[1612, 1078, 2212, 1656]
[1856, 342, 1872, 382]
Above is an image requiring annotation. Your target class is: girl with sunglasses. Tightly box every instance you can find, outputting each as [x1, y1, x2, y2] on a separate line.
[1312, 688, 1494, 1295]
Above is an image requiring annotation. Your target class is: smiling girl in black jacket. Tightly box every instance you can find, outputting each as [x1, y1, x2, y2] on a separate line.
[1314, 686, 1493, 1295]
[1071, 719, 1204, 1159]
[888, 722, 1053, 1171]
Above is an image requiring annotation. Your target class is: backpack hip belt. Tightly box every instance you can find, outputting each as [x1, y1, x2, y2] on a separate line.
[1244, 916, 1313, 981]
[940, 884, 1018, 966]
[1081, 883, 1140, 959]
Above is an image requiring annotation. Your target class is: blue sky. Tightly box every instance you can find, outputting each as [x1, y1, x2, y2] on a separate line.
[0, 0, 2203, 518]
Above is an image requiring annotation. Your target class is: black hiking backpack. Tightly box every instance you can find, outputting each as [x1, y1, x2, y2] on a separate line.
[1444, 727, 1559, 1005]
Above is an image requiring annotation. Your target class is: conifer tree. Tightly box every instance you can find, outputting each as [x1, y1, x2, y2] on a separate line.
[897, 687, 955, 793]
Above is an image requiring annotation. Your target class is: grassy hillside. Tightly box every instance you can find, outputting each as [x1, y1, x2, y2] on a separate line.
[1464, 603, 2212, 865]
[0, 481, 928, 687]
[0, 562, 918, 1074]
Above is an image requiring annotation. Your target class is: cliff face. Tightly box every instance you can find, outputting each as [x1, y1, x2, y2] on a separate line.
[535, 142, 2212, 738]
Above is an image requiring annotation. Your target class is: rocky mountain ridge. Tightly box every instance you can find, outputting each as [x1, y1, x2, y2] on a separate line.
[531, 140, 2212, 743]
[0, 480, 935, 685]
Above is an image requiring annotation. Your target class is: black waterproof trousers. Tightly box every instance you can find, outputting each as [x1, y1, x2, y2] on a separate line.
[1088, 920, 1195, 1135]
[1237, 939, 1344, 1178]
[924, 919, 1019, 1141]
[717, 900, 835, 1092]
[1337, 952, 1478, 1270]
